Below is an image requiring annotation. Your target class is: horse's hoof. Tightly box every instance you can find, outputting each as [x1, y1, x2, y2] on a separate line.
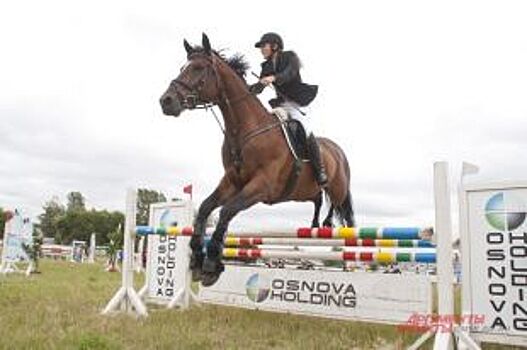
[201, 257, 224, 287]
[201, 271, 221, 287]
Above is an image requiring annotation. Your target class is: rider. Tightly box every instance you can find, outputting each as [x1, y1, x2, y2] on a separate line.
[249, 32, 328, 187]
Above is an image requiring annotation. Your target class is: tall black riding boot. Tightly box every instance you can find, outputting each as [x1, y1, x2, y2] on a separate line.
[307, 133, 328, 187]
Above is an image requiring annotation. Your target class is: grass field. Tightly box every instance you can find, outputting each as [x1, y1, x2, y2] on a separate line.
[0, 260, 517, 349]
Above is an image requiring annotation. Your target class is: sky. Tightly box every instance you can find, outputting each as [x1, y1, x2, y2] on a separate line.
[1, 0, 527, 231]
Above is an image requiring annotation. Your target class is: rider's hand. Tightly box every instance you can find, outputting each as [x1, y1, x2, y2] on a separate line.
[260, 75, 276, 85]
[249, 82, 265, 94]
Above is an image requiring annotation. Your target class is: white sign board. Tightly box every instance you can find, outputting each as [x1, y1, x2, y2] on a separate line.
[463, 184, 527, 346]
[1, 210, 33, 263]
[1, 209, 33, 274]
[199, 265, 431, 324]
[145, 201, 193, 301]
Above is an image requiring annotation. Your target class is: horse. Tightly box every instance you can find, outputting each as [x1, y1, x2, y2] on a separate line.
[160, 33, 354, 286]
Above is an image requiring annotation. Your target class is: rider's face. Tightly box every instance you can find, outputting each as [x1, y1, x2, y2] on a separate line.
[260, 43, 274, 59]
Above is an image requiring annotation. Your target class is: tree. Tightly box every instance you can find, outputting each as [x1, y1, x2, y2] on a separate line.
[37, 189, 163, 245]
[85, 209, 124, 245]
[53, 209, 121, 245]
[136, 189, 167, 225]
[39, 191, 124, 244]
[38, 197, 65, 239]
[55, 210, 88, 244]
[66, 192, 86, 212]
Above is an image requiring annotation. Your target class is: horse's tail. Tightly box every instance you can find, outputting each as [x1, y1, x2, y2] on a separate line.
[334, 190, 355, 227]
[320, 137, 355, 227]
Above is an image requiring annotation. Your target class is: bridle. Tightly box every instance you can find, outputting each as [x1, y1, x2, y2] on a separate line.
[171, 52, 255, 133]
[172, 52, 252, 110]
[171, 55, 217, 110]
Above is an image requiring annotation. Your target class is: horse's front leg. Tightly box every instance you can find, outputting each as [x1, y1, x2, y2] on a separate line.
[190, 176, 236, 282]
[201, 178, 267, 287]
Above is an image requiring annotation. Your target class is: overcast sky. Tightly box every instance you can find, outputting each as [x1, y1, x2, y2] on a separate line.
[1, 0, 526, 231]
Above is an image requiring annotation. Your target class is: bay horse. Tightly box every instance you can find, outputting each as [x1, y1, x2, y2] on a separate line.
[160, 33, 354, 286]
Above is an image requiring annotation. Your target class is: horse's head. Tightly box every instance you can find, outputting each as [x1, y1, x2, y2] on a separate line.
[160, 33, 223, 117]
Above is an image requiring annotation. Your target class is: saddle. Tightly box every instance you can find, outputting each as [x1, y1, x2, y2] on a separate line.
[272, 108, 309, 162]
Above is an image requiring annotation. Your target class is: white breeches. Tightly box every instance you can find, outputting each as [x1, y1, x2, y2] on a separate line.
[280, 101, 312, 136]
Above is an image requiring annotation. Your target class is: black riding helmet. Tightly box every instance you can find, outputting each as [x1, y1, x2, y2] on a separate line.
[254, 32, 283, 50]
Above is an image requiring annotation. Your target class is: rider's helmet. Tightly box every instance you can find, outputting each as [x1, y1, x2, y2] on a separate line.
[254, 32, 284, 50]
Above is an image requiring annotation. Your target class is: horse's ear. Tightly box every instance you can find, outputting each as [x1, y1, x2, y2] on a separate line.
[202, 33, 211, 54]
[183, 39, 193, 55]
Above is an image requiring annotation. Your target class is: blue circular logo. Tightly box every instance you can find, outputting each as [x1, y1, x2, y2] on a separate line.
[485, 192, 526, 231]
[245, 273, 270, 303]
[159, 209, 178, 227]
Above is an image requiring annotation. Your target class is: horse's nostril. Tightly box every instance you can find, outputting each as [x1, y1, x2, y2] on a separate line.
[161, 96, 172, 106]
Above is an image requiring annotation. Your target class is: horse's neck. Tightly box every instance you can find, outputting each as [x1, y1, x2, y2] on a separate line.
[216, 69, 270, 138]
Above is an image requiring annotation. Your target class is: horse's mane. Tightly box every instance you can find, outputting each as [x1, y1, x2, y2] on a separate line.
[189, 46, 250, 82]
[222, 53, 250, 81]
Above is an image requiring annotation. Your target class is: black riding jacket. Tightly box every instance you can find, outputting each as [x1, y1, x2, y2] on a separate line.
[250, 51, 318, 108]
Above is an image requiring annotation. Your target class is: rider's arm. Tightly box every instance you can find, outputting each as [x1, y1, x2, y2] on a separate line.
[249, 82, 265, 94]
[250, 63, 273, 94]
[274, 51, 300, 85]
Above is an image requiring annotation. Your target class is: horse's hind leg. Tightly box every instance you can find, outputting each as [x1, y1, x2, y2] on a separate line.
[322, 205, 334, 227]
[329, 191, 355, 227]
[202, 179, 266, 287]
[342, 190, 355, 227]
[311, 192, 323, 228]
[190, 176, 236, 282]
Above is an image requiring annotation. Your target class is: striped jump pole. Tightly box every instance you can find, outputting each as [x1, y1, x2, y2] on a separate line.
[223, 248, 437, 264]
[135, 226, 194, 236]
[135, 226, 429, 240]
[223, 237, 435, 248]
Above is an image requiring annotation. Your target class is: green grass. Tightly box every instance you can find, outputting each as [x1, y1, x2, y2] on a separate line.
[0, 261, 518, 349]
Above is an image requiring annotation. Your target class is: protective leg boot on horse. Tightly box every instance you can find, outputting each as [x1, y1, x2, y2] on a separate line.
[307, 133, 328, 188]
[189, 235, 225, 286]
[189, 234, 205, 282]
[201, 238, 225, 287]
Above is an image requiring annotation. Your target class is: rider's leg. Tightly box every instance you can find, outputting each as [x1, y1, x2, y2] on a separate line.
[281, 101, 312, 135]
[306, 133, 328, 187]
[281, 101, 328, 187]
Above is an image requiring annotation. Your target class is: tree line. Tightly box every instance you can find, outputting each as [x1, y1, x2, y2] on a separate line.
[0, 189, 168, 244]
